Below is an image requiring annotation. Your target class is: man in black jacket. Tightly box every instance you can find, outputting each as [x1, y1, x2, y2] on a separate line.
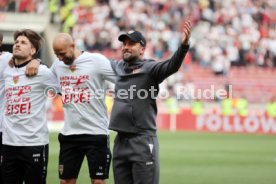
[109, 21, 191, 184]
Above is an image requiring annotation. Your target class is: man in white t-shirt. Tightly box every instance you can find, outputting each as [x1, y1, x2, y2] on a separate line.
[51, 33, 116, 184]
[0, 33, 41, 183]
[2, 29, 58, 184]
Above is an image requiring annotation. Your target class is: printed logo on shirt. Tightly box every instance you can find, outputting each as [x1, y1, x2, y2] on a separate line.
[60, 75, 89, 87]
[60, 75, 92, 104]
[5, 85, 32, 115]
[13, 75, 19, 84]
[14, 88, 28, 97]
[71, 78, 85, 86]
[69, 65, 76, 72]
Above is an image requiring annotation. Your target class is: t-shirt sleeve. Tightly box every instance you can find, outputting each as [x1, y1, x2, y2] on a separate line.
[94, 54, 116, 83]
[50, 60, 58, 79]
[40, 66, 60, 93]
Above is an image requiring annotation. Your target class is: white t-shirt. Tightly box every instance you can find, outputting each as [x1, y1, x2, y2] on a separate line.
[3, 64, 59, 146]
[51, 52, 116, 135]
[0, 52, 13, 133]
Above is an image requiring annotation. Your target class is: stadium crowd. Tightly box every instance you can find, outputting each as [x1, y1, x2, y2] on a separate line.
[52, 0, 276, 74]
[2, 0, 275, 73]
[1, 0, 275, 104]
[44, 0, 276, 106]
[47, 0, 275, 105]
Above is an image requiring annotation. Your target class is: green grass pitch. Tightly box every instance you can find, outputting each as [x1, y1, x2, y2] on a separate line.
[47, 131, 276, 184]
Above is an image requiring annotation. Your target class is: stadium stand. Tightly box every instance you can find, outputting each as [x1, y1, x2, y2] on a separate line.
[186, 63, 276, 103]
[52, 0, 276, 104]
[1, 0, 275, 104]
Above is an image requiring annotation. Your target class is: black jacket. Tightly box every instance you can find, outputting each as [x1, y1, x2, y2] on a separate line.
[109, 44, 189, 135]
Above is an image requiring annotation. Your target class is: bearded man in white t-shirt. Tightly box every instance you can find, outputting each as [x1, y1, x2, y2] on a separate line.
[0, 32, 41, 184]
[1, 29, 58, 184]
[51, 33, 116, 184]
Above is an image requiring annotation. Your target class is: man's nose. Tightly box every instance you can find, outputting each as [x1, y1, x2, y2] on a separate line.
[123, 44, 131, 50]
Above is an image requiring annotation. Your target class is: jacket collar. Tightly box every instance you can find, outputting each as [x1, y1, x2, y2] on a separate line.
[123, 59, 144, 73]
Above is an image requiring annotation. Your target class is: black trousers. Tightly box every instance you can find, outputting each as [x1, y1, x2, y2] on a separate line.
[2, 144, 48, 184]
[113, 133, 159, 184]
[58, 134, 111, 180]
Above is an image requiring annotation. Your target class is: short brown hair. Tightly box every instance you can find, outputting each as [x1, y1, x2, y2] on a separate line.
[14, 29, 43, 57]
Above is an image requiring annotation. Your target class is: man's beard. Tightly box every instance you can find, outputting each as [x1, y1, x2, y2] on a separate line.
[122, 53, 138, 63]
[13, 54, 26, 60]
[63, 56, 74, 65]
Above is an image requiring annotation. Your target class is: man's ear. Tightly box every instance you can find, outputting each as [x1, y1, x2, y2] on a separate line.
[140, 47, 145, 56]
[31, 47, 36, 56]
[71, 43, 75, 49]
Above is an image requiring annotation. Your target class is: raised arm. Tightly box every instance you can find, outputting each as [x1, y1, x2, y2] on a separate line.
[149, 21, 192, 83]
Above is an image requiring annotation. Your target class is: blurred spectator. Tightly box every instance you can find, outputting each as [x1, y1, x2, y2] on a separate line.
[7, 0, 16, 12]
[191, 99, 204, 115]
[18, 0, 35, 13]
[165, 86, 180, 114]
[0, 0, 47, 13]
[236, 96, 249, 117]
[221, 93, 234, 116]
[266, 95, 276, 118]
[0, 0, 8, 11]
[49, 0, 58, 23]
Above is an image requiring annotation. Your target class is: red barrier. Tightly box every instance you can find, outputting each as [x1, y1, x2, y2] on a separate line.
[157, 109, 276, 134]
[50, 108, 276, 134]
